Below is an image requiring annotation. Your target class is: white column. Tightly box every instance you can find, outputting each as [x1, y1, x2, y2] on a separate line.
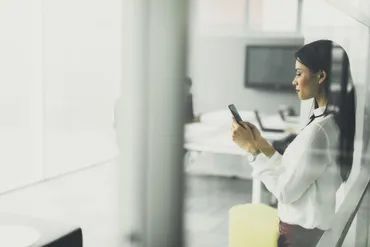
[145, 0, 188, 246]
[118, 0, 188, 246]
[118, 0, 150, 246]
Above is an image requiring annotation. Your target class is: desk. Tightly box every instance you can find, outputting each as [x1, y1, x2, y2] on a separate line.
[184, 110, 298, 203]
[0, 213, 82, 247]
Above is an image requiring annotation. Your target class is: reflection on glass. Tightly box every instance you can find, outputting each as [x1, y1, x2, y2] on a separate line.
[184, 1, 370, 246]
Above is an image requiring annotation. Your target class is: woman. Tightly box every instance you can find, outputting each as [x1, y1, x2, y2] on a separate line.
[232, 40, 356, 247]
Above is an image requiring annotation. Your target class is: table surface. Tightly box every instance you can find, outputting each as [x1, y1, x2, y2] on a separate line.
[0, 213, 82, 247]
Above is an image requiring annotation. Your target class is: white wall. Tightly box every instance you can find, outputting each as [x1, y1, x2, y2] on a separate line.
[0, 0, 121, 192]
[0, 0, 43, 192]
[43, 0, 121, 177]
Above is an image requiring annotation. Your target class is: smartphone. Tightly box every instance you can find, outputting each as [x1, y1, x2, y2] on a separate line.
[228, 104, 243, 125]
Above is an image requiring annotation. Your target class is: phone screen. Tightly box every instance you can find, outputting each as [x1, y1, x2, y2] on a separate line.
[228, 104, 243, 124]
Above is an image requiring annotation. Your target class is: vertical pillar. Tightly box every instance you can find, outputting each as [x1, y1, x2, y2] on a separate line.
[118, 0, 188, 246]
[119, 0, 150, 246]
[145, 0, 188, 246]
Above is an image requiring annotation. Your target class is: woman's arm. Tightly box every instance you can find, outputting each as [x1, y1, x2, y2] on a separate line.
[251, 124, 331, 204]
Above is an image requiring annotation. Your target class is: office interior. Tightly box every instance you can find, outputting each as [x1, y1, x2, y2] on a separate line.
[0, 0, 369, 246]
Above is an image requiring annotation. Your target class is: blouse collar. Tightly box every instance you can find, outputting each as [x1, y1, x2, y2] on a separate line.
[313, 106, 326, 117]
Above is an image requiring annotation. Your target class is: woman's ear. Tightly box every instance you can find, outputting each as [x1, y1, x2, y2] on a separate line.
[318, 70, 327, 85]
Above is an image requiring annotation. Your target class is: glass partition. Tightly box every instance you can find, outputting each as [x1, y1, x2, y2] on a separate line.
[184, 0, 370, 246]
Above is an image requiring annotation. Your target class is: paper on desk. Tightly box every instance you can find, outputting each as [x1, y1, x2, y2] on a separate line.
[258, 114, 287, 129]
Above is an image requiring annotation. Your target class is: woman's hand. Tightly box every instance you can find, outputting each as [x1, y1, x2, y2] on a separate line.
[245, 121, 276, 158]
[232, 120, 276, 158]
[232, 120, 259, 154]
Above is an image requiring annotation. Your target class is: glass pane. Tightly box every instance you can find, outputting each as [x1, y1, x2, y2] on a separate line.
[186, 0, 370, 246]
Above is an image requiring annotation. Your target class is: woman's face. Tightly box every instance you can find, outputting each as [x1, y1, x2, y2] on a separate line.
[292, 60, 320, 100]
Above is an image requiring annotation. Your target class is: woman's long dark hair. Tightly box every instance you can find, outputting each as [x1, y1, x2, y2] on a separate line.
[295, 40, 356, 182]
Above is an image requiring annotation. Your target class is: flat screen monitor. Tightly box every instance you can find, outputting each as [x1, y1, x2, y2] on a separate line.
[244, 45, 300, 90]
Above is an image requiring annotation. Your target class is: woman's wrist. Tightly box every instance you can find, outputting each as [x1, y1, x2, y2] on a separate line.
[242, 144, 260, 156]
[255, 136, 276, 158]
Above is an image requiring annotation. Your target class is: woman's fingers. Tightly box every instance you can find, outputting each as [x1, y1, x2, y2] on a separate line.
[246, 122, 256, 129]
[245, 122, 261, 138]
[232, 120, 250, 130]
[232, 120, 250, 133]
[231, 120, 260, 154]
[232, 119, 238, 129]
[243, 123, 255, 132]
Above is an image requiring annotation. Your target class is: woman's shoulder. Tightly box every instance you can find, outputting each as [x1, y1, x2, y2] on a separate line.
[306, 114, 339, 143]
[298, 115, 333, 136]
[313, 114, 339, 133]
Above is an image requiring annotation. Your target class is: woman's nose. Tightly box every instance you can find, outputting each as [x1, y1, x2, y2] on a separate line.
[292, 79, 297, 86]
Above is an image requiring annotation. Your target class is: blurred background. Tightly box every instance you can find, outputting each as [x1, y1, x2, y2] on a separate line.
[0, 0, 369, 246]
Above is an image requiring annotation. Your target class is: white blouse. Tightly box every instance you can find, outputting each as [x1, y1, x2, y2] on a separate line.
[250, 107, 342, 230]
